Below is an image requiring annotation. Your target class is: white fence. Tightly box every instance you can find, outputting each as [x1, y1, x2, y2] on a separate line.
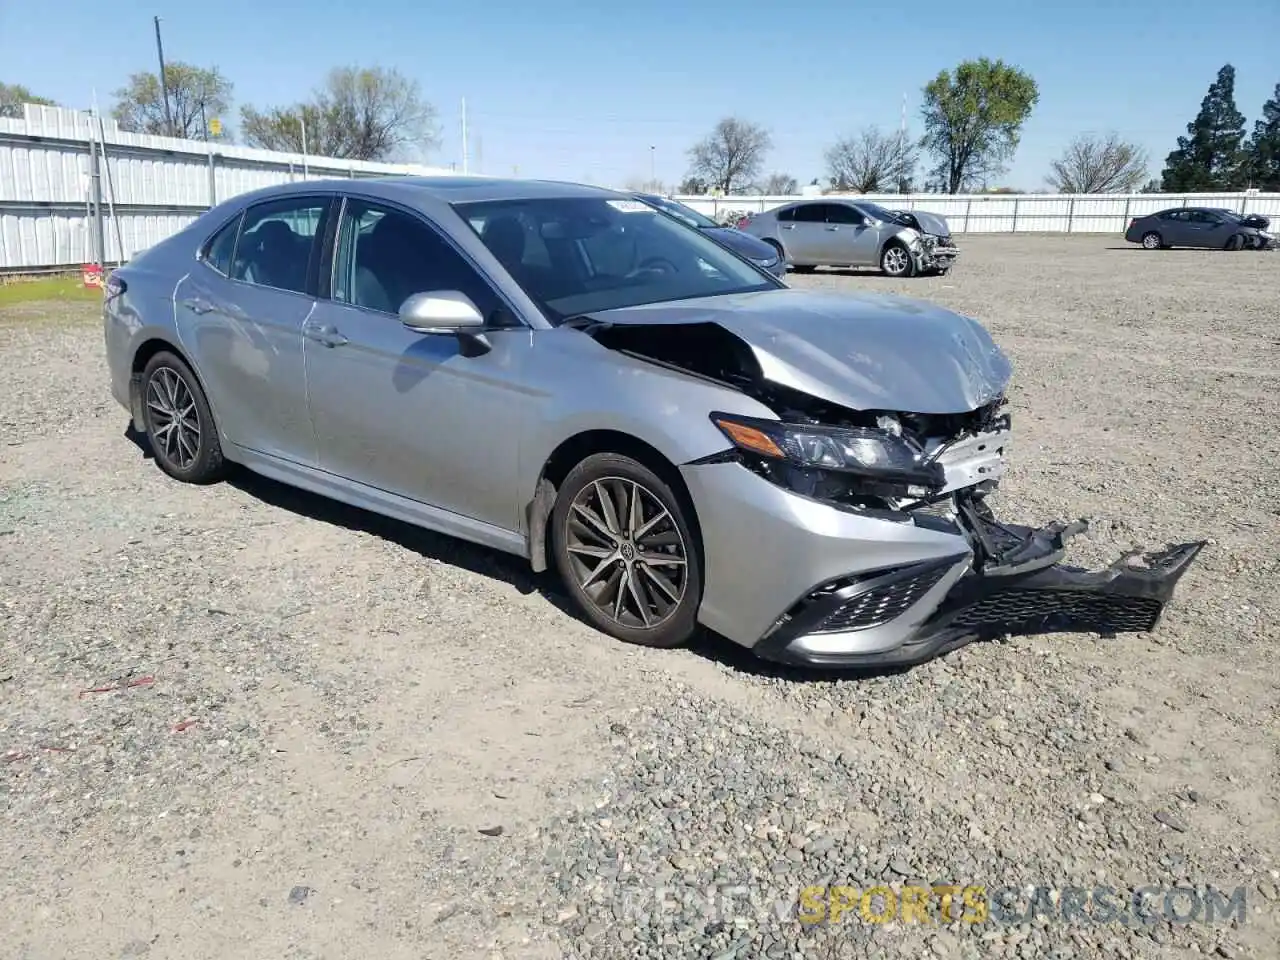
[0, 104, 462, 271]
[673, 192, 1280, 235]
[2, 103, 1279, 270]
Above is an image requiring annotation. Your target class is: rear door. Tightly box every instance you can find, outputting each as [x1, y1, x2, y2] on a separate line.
[173, 194, 333, 466]
[782, 203, 832, 264]
[1157, 209, 1192, 245]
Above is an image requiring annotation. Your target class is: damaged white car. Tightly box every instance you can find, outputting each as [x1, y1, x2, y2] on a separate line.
[104, 177, 1202, 670]
[741, 198, 959, 277]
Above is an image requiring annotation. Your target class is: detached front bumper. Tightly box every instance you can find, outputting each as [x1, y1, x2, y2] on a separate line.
[682, 461, 1204, 669]
[757, 500, 1205, 669]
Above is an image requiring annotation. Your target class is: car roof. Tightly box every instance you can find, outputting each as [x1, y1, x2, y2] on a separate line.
[227, 175, 627, 207]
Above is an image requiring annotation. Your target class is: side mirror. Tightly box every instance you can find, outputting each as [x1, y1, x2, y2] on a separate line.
[399, 290, 485, 333]
[398, 290, 492, 357]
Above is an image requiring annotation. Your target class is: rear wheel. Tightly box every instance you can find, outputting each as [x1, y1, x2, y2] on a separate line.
[1141, 231, 1163, 250]
[550, 453, 702, 649]
[880, 241, 916, 277]
[139, 350, 227, 485]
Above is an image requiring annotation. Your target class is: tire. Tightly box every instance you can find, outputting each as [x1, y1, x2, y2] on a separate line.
[550, 452, 702, 649]
[880, 240, 917, 277]
[139, 350, 228, 484]
[1224, 233, 1244, 251]
[1141, 231, 1162, 250]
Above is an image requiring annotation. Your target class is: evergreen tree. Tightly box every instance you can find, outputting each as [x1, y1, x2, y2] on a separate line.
[1245, 82, 1280, 191]
[1160, 64, 1248, 191]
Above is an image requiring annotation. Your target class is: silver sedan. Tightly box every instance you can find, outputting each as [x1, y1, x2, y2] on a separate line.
[103, 176, 1201, 668]
[743, 198, 960, 277]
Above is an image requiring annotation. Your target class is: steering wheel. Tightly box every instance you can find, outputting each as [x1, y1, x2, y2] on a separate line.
[627, 256, 679, 279]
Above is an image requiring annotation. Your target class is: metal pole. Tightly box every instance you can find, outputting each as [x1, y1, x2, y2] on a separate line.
[96, 112, 125, 264]
[154, 16, 174, 138]
[1066, 196, 1075, 234]
[207, 150, 217, 206]
[1011, 197, 1019, 233]
[300, 115, 309, 178]
[964, 197, 973, 234]
[89, 123, 107, 272]
[461, 97, 468, 174]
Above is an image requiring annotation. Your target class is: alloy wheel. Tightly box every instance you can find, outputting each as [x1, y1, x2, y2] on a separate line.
[883, 246, 909, 275]
[145, 366, 202, 470]
[1142, 232, 1161, 249]
[564, 477, 688, 629]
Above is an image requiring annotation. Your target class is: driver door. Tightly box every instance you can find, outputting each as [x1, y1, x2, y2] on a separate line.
[302, 196, 534, 532]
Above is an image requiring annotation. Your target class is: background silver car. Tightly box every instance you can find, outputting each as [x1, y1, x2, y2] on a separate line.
[103, 177, 1200, 669]
[743, 198, 959, 277]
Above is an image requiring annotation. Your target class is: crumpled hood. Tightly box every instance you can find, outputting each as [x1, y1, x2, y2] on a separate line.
[895, 210, 951, 237]
[701, 225, 779, 261]
[591, 287, 1012, 414]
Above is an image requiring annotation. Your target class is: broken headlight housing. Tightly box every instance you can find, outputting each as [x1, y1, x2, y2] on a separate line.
[710, 412, 945, 506]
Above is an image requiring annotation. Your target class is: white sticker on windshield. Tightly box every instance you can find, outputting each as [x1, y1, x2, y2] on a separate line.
[607, 200, 651, 213]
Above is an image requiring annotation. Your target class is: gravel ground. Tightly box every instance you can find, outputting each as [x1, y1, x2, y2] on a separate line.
[1, 235, 1277, 960]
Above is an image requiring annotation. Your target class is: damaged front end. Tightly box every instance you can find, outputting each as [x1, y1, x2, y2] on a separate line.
[889, 210, 960, 274]
[730, 400, 1206, 667]
[573, 296, 1204, 668]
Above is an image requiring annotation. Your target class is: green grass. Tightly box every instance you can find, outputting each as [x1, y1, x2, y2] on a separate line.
[0, 275, 104, 307]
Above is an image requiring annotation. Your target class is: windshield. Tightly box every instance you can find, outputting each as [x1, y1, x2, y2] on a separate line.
[857, 202, 909, 224]
[453, 196, 778, 324]
[638, 194, 719, 229]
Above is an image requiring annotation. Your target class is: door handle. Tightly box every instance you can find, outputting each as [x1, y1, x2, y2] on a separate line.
[825, 226, 839, 231]
[182, 296, 215, 315]
[303, 322, 349, 347]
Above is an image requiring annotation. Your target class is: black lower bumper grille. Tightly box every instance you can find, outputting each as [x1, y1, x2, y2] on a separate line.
[813, 562, 951, 633]
[949, 589, 1163, 634]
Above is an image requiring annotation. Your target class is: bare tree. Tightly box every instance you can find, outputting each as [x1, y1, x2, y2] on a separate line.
[1046, 132, 1150, 193]
[686, 117, 772, 194]
[760, 172, 798, 195]
[111, 62, 233, 139]
[241, 66, 439, 162]
[825, 126, 917, 192]
[623, 176, 666, 194]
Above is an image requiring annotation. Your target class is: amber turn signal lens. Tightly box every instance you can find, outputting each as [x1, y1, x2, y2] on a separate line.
[714, 418, 785, 459]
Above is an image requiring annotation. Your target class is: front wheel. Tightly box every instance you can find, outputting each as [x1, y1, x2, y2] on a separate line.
[550, 453, 702, 649]
[1224, 234, 1244, 251]
[881, 241, 917, 277]
[139, 350, 228, 484]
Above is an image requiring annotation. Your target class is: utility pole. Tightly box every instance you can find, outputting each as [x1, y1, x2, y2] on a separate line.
[461, 97, 469, 174]
[154, 16, 174, 138]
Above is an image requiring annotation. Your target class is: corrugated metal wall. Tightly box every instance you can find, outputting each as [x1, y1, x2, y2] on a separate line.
[675, 192, 1280, 234]
[0, 104, 466, 270]
[3, 103, 1279, 268]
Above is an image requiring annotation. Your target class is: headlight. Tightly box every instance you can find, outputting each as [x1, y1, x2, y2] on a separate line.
[710, 412, 943, 492]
